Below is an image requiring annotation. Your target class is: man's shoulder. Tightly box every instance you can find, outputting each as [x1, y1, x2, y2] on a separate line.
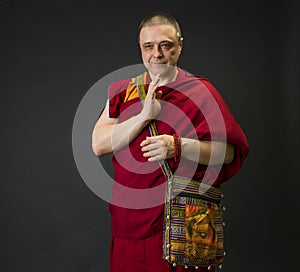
[178, 69, 221, 98]
[179, 68, 210, 83]
[109, 77, 133, 90]
[108, 77, 137, 98]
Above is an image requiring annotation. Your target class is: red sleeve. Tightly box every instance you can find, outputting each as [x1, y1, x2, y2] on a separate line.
[199, 78, 250, 184]
[107, 79, 131, 118]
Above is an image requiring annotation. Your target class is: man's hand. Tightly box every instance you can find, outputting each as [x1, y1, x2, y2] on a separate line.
[140, 134, 174, 161]
[140, 74, 162, 121]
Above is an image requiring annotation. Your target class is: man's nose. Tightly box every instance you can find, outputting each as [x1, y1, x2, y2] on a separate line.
[152, 45, 162, 58]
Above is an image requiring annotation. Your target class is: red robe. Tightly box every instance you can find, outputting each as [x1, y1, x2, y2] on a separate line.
[108, 68, 249, 239]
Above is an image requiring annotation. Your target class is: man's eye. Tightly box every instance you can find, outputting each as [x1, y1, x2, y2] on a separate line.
[144, 44, 153, 50]
[161, 43, 172, 49]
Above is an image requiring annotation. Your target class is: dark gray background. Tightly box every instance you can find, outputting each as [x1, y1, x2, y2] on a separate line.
[1, 0, 299, 271]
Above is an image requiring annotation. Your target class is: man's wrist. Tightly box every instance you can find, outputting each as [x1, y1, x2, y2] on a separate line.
[137, 111, 152, 126]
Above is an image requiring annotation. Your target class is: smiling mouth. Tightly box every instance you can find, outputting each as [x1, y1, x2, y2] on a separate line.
[151, 62, 166, 65]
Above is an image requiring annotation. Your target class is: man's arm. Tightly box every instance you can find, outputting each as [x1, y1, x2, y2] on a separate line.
[181, 138, 234, 165]
[92, 75, 162, 156]
[92, 102, 149, 156]
[140, 135, 234, 165]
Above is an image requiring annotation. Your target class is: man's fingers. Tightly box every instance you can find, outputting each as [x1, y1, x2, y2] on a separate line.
[140, 136, 161, 147]
[142, 148, 165, 161]
[147, 74, 160, 96]
[143, 148, 160, 157]
[141, 141, 158, 152]
[147, 154, 164, 161]
[140, 137, 150, 147]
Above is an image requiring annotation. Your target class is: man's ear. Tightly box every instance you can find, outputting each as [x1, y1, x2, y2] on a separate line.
[178, 37, 183, 54]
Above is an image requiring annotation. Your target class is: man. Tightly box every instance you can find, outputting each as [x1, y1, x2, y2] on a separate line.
[92, 11, 249, 272]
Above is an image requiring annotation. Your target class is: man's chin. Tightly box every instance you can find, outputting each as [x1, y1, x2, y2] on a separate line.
[148, 63, 172, 76]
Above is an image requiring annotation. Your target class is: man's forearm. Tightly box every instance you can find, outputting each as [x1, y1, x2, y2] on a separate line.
[181, 138, 234, 165]
[92, 113, 150, 156]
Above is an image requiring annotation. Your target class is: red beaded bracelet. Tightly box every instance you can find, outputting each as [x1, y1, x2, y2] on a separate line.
[173, 133, 182, 163]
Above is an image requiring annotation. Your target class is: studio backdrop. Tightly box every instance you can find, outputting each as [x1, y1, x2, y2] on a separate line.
[1, 0, 299, 272]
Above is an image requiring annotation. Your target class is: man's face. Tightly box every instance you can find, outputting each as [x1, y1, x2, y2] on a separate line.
[139, 24, 183, 76]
